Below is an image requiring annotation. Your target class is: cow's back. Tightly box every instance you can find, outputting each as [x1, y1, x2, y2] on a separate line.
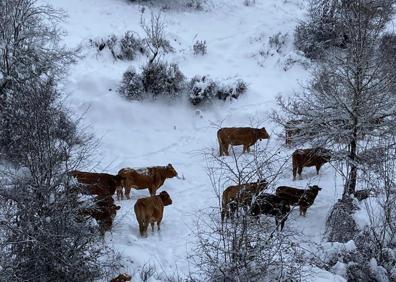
[71, 171, 114, 185]
[134, 196, 164, 222]
[218, 127, 256, 145]
[251, 193, 289, 216]
[276, 186, 304, 205]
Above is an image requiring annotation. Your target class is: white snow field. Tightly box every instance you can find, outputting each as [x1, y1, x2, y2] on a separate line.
[42, 0, 347, 280]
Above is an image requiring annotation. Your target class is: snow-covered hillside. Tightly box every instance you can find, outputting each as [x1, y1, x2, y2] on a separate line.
[42, 0, 347, 280]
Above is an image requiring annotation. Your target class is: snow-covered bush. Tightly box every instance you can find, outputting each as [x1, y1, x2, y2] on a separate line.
[294, 19, 344, 60]
[118, 67, 144, 100]
[268, 32, 288, 54]
[142, 61, 185, 99]
[188, 75, 217, 105]
[129, 0, 205, 10]
[295, 0, 394, 60]
[193, 40, 207, 56]
[119, 31, 146, 60]
[326, 198, 359, 243]
[90, 31, 145, 61]
[185, 0, 205, 10]
[188, 76, 247, 106]
[379, 33, 396, 87]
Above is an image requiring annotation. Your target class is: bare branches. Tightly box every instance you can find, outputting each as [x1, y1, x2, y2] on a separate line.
[141, 12, 173, 65]
[275, 0, 396, 195]
[191, 142, 307, 281]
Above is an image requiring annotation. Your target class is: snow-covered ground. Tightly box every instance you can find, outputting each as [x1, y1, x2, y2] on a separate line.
[42, 0, 347, 280]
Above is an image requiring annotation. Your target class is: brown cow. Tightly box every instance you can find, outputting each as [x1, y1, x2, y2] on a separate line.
[70, 170, 123, 196]
[134, 191, 173, 236]
[276, 185, 322, 216]
[221, 179, 268, 222]
[250, 193, 291, 231]
[217, 127, 270, 156]
[292, 147, 331, 180]
[117, 164, 177, 200]
[78, 196, 121, 234]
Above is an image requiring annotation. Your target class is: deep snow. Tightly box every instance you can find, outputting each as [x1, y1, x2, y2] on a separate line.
[41, 0, 348, 280]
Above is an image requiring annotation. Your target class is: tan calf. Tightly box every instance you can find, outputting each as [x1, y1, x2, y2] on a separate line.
[134, 191, 173, 236]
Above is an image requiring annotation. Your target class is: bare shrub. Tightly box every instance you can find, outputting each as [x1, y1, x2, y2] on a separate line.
[141, 12, 174, 64]
[90, 31, 145, 61]
[268, 32, 288, 54]
[193, 40, 207, 56]
[118, 67, 144, 101]
[190, 144, 308, 281]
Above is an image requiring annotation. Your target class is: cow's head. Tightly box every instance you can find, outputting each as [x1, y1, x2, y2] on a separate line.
[316, 147, 332, 161]
[109, 204, 121, 220]
[159, 191, 173, 206]
[258, 127, 270, 140]
[113, 174, 126, 187]
[166, 163, 178, 178]
[249, 201, 261, 217]
[308, 185, 322, 192]
[256, 179, 268, 191]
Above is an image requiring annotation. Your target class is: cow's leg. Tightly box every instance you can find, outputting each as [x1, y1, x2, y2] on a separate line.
[292, 166, 297, 181]
[138, 223, 145, 236]
[219, 141, 224, 156]
[297, 166, 303, 180]
[246, 145, 250, 153]
[157, 218, 162, 230]
[151, 222, 155, 232]
[221, 209, 226, 223]
[224, 144, 229, 156]
[301, 206, 307, 216]
[125, 187, 131, 200]
[149, 187, 156, 196]
[116, 187, 122, 201]
[315, 164, 322, 175]
[280, 218, 285, 231]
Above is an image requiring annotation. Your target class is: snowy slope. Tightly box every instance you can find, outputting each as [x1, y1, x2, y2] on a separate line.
[42, 0, 346, 280]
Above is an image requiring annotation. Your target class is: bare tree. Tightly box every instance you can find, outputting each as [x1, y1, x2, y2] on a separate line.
[0, 1, 119, 280]
[190, 143, 308, 281]
[0, 0, 75, 103]
[0, 0, 75, 159]
[275, 0, 396, 197]
[0, 78, 119, 281]
[359, 140, 396, 263]
[141, 12, 173, 65]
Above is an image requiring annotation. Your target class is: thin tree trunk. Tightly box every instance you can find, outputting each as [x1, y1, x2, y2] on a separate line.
[344, 138, 357, 197]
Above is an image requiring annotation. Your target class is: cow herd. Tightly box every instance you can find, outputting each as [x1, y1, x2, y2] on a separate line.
[70, 164, 177, 236]
[218, 127, 330, 231]
[69, 126, 331, 236]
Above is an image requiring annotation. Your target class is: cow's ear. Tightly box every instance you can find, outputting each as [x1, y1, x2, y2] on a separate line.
[115, 206, 121, 210]
[167, 163, 172, 168]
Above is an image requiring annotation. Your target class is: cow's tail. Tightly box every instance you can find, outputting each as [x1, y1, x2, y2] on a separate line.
[134, 203, 147, 236]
